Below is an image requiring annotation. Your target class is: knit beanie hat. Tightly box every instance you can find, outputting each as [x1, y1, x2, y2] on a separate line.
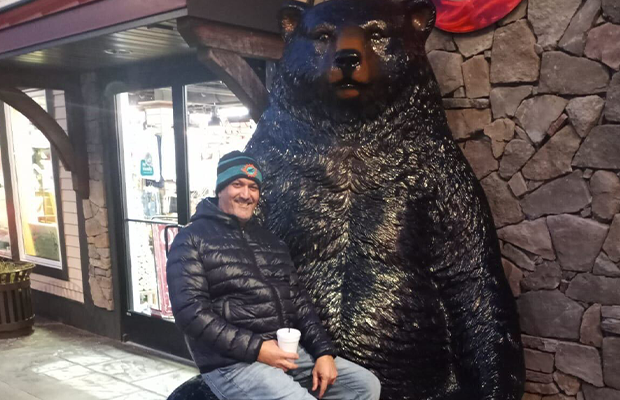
[215, 151, 263, 195]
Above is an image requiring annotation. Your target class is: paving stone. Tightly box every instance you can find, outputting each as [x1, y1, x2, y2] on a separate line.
[521, 171, 592, 219]
[528, 0, 582, 49]
[606, 73, 620, 123]
[539, 52, 610, 95]
[446, 108, 492, 140]
[498, 218, 556, 260]
[460, 139, 498, 180]
[547, 215, 609, 272]
[565, 96, 605, 138]
[499, 0, 528, 26]
[481, 172, 524, 227]
[426, 28, 456, 52]
[503, 242, 536, 271]
[582, 384, 620, 400]
[604, 215, 620, 262]
[581, 304, 603, 348]
[518, 290, 584, 339]
[554, 371, 581, 396]
[585, 23, 620, 70]
[567, 274, 620, 305]
[604, 338, 620, 390]
[516, 95, 568, 144]
[522, 261, 562, 291]
[454, 26, 495, 58]
[502, 258, 524, 297]
[593, 252, 620, 277]
[591, 171, 620, 222]
[509, 173, 528, 198]
[556, 342, 604, 387]
[462, 56, 491, 98]
[491, 20, 540, 83]
[574, 125, 620, 169]
[499, 139, 536, 179]
[559, 0, 602, 56]
[428, 51, 464, 95]
[490, 86, 532, 119]
[521, 126, 581, 181]
[522, 335, 561, 353]
[602, 0, 620, 24]
[526, 382, 560, 395]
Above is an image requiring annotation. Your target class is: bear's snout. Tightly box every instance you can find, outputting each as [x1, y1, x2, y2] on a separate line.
[333, 49, 361, 75]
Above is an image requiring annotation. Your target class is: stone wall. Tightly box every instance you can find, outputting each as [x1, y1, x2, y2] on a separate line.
[81, 73, 113, 311]
[426, 0, 620, 399]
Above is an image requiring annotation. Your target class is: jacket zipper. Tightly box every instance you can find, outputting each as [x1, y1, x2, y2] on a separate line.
[240, 226, 286, 329]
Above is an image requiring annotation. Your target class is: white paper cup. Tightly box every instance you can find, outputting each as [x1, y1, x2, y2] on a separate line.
[277, 328, 301, 356]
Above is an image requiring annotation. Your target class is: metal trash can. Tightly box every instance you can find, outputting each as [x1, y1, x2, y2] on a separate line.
[0, 261, 35, 337]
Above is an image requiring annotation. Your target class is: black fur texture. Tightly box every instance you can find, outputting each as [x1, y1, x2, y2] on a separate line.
[245, 0, 525, 399]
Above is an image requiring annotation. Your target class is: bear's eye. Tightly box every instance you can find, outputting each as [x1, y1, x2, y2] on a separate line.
[370, 31, 385, 40]
[317, 32, 331, 42]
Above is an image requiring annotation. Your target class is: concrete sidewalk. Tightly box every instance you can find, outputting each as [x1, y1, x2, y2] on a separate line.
[0, 319, 198, 400]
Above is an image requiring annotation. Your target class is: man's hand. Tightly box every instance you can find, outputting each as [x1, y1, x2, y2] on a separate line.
[312, 355, 338, 399]
[257, 340, 299, 372]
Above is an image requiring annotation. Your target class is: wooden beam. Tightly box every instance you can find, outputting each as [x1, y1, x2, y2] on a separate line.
[178, 17, 284, 61]
[0, 87, 88, 199]
[65, 89, 90, 199]
[197, 48, 269, 122]
[0, 69, 78, 91]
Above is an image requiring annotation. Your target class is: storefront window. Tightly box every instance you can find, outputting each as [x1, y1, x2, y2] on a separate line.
[186, 82, 256, 215]
[3, 91, 62, 267]
[117, 88, 177, 318]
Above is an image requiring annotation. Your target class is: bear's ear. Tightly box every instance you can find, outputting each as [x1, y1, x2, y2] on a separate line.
[404, 0, 436, 35]
[278, 1, 309, 40]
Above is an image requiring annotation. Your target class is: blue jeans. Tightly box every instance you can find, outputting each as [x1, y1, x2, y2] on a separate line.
[202, 347, 381, 400]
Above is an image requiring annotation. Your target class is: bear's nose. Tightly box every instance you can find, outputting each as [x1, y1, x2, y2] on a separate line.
[334, 49, 361, 74]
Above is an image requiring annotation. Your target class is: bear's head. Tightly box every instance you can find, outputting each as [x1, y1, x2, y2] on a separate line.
[273, 0, 437, 122]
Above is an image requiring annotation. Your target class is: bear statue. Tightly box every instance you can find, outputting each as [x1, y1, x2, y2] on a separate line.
[243, 0, 525, 399]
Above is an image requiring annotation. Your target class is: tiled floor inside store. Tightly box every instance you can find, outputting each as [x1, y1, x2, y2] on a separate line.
[0, 319, 199, 400]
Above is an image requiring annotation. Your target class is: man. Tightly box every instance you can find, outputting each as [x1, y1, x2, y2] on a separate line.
[167, 151, 380, 400]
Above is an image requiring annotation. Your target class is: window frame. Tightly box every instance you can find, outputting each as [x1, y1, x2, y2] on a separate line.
[0, 89, 69, 281]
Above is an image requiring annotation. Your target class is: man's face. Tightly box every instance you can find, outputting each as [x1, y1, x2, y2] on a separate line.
[218, 178, 260, 224]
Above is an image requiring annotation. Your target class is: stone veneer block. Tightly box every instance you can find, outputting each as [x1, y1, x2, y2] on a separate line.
[521, 171, 592, 219]
[528, 0, 582, 49]
[428, 51, 464, 96]
[446, 108, 492, 140]
[515, 95, 568, 144]
[454, 26, 494, 58]
[481, 172, 524, 227]
[554, 370, 582, 395]
[518, 290, 584, 339]
[584, 23, 620, 70]
[521, 125, 581, 181]
[525, 348, 555, 373]
[555, 342, 604, 387]
[590, 171, 620, 222]
[593, 253, 620, 278]
[558, 0, 602, 56]
[583, 384, 620, 400]
[502, 258, 523, 297]
[527, 370, 554, 383]
[522, 335, 561, 353]
[499, 139, 536, 179]
[499, 0, 528, 26]
[524, 382, 560, 395]
[603, 215, 620, 262]
[490, 86, 532, 119]
[502, 242, 535, 271]
[508, 173, 528, 198]
[462, 56, 491, 99]
[498, 218, 555, 260]
[565, 96, 605, 138]
[539, 52, 609, 95]
[606, 73, 620, 123]
[521, 261, 561, 291]
[425, 28, 456, 52]
[580, 304, 603, 348]
[459, 140, 498, 180]
[484, 118, 515, 158]
[490, 20, 540, 84]
[574, 125, 620, 169]
[567, 274, 620, 305]
[603, 338, 620, 390]
[547, 215, 609, 272]
[602, 0, 620, 24]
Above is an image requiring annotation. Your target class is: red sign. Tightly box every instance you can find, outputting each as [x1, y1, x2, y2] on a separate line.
[152, 224, 178, 318]
[432, 0, 524, 33]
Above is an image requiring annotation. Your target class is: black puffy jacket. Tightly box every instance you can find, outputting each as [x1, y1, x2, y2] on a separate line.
[166, 198, 336, 373]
